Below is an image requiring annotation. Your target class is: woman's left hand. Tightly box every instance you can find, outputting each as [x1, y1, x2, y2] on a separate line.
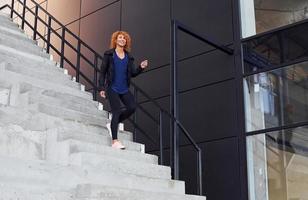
[140, 60, 148, 69]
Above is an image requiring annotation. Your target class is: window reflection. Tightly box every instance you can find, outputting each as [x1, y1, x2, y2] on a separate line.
[243, 22, 308, 74]
[241, 0, 308, 38]
[244, 62, 308, 132]
[247, 126, 308, 200]
[255, 0, 308, 34]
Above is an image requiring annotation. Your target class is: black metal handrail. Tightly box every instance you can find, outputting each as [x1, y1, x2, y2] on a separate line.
[170, 19, 234, 195]
[0, 4, 9, 10]
[8, 0, 102, 98]
[131, 80, 204, 194]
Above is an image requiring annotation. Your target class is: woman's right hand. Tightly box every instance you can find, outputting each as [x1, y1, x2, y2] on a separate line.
[100, 91, 106, 98]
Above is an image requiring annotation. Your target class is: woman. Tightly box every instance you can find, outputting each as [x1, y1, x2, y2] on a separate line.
[99, 31, 148, 149]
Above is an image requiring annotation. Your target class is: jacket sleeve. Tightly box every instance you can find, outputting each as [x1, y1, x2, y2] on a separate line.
[98, 53, 109, 91]
[131, 58, 144, 77]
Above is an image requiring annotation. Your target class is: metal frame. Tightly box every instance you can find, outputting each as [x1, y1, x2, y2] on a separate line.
[234, 0, 308, 199]
[231, 0, 249, 199]
[170, 19, 234, 195]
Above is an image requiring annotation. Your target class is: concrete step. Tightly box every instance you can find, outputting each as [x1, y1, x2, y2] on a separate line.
[0, 186, 73, 200]
[69, 151, 168, 179]
[4, 62, 81, 90]
[28, 90, 107, 118]
[0, 25, 35, 44]
[0, 15, 20, 30]
[34, 102, 108, 127]
[76, 184, 206, 200]
[0, 106, 132, 143]
[38, 87, 101, 110]
[0, 31, 49, 59]
[0, 46, 59, 72]
[0, 64, 92, 101]
[0, 42, 51, 65]
[55, 128, 141, 150]
[55, 125, 133, 143]
[0, 125, 44, 160]
[51, 117, 134, 143]
[0, 156, 185, 195]
[53, 138, 154, 164]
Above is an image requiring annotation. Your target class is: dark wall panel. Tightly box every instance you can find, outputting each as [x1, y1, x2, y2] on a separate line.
[47, 0, 81, 29]
[81, 0, 116, 16]
[133, 65, 170, 101]
[80, 3, 120, 54]
[129, 96, 170, 152]
[179, 80, 238, 143]
[121, 0, 170, 69]
[202, 137, 240, 200]
[172, 0, 234, 59]
[134, 48, 235, 103]
[178, 50, 235, 91]
[132, 79, 238, 152]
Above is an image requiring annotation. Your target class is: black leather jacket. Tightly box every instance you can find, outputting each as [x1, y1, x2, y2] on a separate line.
[98, 49, 144, 91]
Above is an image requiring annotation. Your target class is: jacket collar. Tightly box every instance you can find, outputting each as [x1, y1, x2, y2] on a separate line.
[104, 48, 134, 60]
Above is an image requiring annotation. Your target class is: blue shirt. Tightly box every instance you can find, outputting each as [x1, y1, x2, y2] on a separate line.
[111, 52, 129, 94]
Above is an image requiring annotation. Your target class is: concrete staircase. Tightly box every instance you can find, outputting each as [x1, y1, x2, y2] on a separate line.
[0, 13, 206, 199]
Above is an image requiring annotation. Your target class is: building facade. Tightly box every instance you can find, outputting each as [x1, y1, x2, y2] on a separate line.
[1, 0, 308, 199]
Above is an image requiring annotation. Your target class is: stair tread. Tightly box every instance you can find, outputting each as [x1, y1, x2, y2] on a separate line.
[0, 66, 92, 100]
[65, 138, 153, 158]
[5, 62, 81, 90]
[76, 184, 206, 200]
[0, 31, 49, 58]
[69, 151, 169, 179]
[0, 156, 185, 195]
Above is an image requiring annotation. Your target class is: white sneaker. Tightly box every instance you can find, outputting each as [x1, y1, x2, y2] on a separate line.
[106, 123, 112, 137]
[112, 141, 125, 150]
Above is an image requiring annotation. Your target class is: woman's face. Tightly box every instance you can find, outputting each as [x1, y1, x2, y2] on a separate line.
[116, 34, 126, 48]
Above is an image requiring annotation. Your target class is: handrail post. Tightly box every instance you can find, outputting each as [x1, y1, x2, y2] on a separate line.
[76, 40, 81, 82]
[93, 55, 98, 101]
[21, 0, 26, 29]
[33, 5, 38, 40]
[60, 27, 65, 68]
[46, 16, 51, 53]
[197, 149, 203, 195]
[171, 19, 179, 179]
[133, 87, 138, 142]
[10, 0, 14, 18]
[159, 110, 164, 165]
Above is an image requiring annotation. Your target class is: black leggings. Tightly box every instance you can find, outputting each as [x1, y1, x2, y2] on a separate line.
[106, 88, 136, 140]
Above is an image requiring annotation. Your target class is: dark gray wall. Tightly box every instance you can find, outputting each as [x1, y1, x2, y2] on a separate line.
[37, 0, 243, 199]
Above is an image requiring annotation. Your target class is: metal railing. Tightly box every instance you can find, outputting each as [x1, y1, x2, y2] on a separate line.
[0, 1, 235, 195]
[4, 0, 101, 100]
[170, 19, 234, 194]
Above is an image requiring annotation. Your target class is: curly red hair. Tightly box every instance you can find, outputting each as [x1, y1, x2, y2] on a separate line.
[110, 31, 132, 52]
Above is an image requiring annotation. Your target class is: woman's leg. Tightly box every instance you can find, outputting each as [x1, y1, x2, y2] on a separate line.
[119, 90, 137, 122]
[106, 88, 122, 140]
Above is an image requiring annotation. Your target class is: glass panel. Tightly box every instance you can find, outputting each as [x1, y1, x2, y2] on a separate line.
[242, 21, 308, 75]
[247, 126, 308, 200]
[240, 0, 308, 38]
[244, 62, 308, 132]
